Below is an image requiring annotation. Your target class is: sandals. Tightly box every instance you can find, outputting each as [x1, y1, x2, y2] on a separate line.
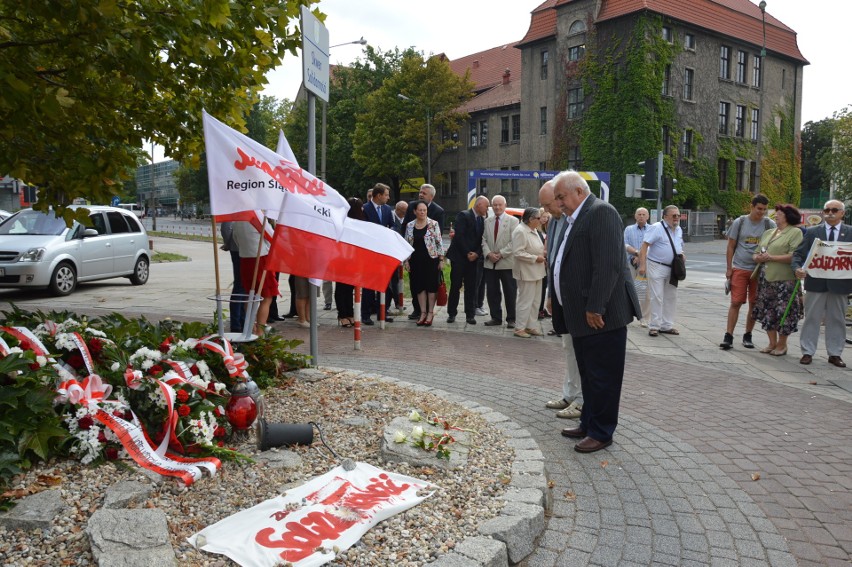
[338, 319, 354, 328]
[659, 328, 680, 335]
[648, 329, 659, 337]
[425, 312, 434, 327]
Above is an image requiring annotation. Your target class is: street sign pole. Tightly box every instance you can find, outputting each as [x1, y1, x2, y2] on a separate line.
[301, 6, 329, 366]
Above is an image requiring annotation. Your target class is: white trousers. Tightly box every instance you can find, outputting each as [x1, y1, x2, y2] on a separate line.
[561, 334, 583, 405]
[800, 291, 847, 357]
[647, 260, 678, 331]
[515, 279, 542, 331]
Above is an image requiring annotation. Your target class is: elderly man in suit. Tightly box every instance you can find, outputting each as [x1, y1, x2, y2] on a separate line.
[401, 184, 445, 320]
[551, 171, 640, 453]
[446, 196, 489, 325]
[482, 195, 520, 328]
[793, 199, 852, 367]
[361, 183, 395, 325]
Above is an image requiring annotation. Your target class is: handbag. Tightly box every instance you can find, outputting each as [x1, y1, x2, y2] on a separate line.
[436, 273, 448, 306]
[663, 223, 686, 286]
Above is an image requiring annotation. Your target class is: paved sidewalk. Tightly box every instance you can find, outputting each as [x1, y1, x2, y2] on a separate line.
[1, 236, 849, 566]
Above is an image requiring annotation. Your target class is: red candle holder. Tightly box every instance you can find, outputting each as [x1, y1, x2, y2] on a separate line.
[225, 381, 258, 431]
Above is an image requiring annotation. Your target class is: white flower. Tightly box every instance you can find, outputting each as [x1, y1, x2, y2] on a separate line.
[110, 362, 121, 371]
[141, 359, 154, 370]
[411, 425, 424, 441]
[393, 430, 407, 443]
[36, 355, 47, 367]
[8, 346, 23, 354]
[408, 410, 422, 422]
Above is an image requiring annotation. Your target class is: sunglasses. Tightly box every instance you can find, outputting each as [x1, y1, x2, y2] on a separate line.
[824, 208, 842, 214]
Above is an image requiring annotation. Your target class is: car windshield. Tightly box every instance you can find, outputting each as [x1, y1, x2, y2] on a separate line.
[0, 210, 69, 236]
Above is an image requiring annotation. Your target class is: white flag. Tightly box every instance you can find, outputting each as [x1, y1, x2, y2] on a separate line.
[203, 110, 348, 238]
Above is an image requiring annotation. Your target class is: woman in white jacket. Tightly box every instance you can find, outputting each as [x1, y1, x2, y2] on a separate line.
[511, 207, 547, 337]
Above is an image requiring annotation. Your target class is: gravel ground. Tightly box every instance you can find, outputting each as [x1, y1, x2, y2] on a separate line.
[0, 369, 514, 566]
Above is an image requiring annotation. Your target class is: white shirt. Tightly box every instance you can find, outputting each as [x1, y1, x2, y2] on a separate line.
[554, 194, 590, 306]
[643, 221, 683, 264]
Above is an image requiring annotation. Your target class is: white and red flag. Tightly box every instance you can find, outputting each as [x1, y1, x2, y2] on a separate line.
[801, 239, 852, 279]
[203, 111, 349, 238]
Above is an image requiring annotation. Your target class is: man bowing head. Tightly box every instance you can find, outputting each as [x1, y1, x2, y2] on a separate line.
[551, 171, 640, 453]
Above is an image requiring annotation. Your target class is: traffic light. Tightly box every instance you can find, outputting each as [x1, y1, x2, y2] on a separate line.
[662, 177, 678, 201]
[639, 159, 657, 190]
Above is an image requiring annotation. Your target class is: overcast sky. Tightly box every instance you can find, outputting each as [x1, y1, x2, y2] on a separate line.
[264, 0, 850, 125]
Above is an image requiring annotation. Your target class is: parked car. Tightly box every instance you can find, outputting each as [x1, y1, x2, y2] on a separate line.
[0, 210, 12, 222]
[0, 205, 150, 296]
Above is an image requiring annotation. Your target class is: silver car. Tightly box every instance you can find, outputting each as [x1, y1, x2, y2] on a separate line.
[0, 205, 150, 296]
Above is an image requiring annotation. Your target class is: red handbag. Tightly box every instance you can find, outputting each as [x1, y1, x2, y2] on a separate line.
[436, 273, 448, 307]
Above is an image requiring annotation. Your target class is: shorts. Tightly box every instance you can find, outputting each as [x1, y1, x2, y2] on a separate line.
[293, 276, 310, 299]
[239, 256, 280, 298]
[730, 267, 758, 305]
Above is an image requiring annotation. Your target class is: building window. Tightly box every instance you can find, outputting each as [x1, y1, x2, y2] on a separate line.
[539, 161, 547, 171]
[469, 120, 488, 147]
[540, 107, 547, 135]
[720, 45, 731, 79]
[567, 146, 581, 170]
[568, 88, 584, 118]
[681, 129, 694, 159]
[469, 122, 478, 147]
[662, 125, 672, 155]
[719, 102, 730, 135]
[569, 20, 586, 34]
[736, 159, 746, 191]
[568, 44, 585, 61]
[751, 109, 759, 141]
[735, 105, 745, 137]
[449, 171, 458, 196]
[718, 158, 729, 191]
[683, 68, 694, 100]
[480, 120, 488, 146]
[501, 116, 509, 143]
[749, 162, 757, 191]
[684, 33, 695, 50]
[752, 55, 761, 87]
[511, 166, 520, 192]
[662, 26, 673, 43]
[782, 68, 786, 89]
[736, 50, 747, 83]
[662, 64, 671, 96]
[511, 114, 520, 141]
[540, 50, 549, 80]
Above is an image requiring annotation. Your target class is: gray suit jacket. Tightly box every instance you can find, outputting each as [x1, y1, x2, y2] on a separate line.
[554, 194, 640, 338]
[792, 222, 852, 295]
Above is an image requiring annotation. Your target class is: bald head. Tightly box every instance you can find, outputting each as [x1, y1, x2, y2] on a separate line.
[539, 181, 561, 216]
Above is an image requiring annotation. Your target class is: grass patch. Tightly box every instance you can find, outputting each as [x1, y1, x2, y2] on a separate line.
[151, 251, 189, 263]
[148, 230, 214, 243]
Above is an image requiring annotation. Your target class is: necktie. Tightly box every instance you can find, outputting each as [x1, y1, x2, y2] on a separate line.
[494, 215, 500, 241]
[829, 226, 836, 241]
[377, 206, 382, 224]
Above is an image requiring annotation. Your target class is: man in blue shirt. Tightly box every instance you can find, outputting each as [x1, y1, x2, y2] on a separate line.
[623, 207, 650, 325]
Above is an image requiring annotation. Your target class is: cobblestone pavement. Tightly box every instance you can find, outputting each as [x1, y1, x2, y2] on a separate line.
[1, 236, 849, 566]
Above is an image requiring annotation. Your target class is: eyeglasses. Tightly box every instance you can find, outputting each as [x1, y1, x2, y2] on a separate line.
[824, 208, 842, 214]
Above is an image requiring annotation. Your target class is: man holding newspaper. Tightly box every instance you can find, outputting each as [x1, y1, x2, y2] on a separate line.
[792, 200, 852, 367]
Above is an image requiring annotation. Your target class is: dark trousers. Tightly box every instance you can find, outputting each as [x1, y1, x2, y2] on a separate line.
[390, 267, 401, 308]
[573, 326, 627, 442]
[409, 276, 421, 317]
[361, 281, 392, 320]
[335, 283, 354, 319]
[447, 259, 482, 318]
[484, 268, 517, 323]
[228, 250, 246, 332]
[477, 273, 486, 309]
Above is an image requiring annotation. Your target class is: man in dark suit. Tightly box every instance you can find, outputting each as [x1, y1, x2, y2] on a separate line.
[446, 196, 488, 324]
[361, 183, 395, 325]
[551, 171, 640, 453]
[401, 183, 445, 319]
[792, 199, 852, 367]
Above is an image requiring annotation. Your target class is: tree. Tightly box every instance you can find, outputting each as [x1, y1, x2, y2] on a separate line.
[0, 0, 315, 219]
[822, 106, 852, 201]
[801, 118, 834, 194]
[352, 52, 474, 197]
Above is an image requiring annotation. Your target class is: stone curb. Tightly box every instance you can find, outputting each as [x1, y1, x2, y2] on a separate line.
[319, 366, 549, 566]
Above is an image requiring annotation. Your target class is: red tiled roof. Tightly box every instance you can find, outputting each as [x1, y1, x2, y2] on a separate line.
[448, 43, 522, 93]
[597, 0, 806, 63]
[517, 0, 560, 47]
[458, 80, 521, 115]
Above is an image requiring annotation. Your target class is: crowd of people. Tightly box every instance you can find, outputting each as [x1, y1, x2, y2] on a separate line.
[223, 173, 851, 454]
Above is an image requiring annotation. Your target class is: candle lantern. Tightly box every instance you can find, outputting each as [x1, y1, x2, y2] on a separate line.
[225, 381, 258, 431]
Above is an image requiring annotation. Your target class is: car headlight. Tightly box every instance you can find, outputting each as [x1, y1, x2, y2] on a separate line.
[19, 247, 46, 262]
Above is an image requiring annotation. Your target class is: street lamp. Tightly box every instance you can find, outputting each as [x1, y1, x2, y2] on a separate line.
[398, 93, 431, 184]
[320, 37, 367, 181]
[755, 0, 767, 194]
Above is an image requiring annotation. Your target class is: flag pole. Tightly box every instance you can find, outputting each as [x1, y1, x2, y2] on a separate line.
[245, 214, 268, 338]
[210, 216, 226, 338]
[778, 279, 801, 328]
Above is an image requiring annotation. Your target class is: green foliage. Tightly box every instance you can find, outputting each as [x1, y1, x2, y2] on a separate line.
[352, 51, 475, 195]
[822, 106, 852, 201]
[761, 102, 802, 205]
[0, 353, 70, 494]
[801, 118, 835, 194]
[0, 0, 315, 215]
[577, 15, 677, 214]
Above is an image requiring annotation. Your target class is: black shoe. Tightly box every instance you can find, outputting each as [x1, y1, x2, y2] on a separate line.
[742, 332, 754, 349]
[466, 318, 477, 325]
[383, 317, 394, 323]
[408, 313, 421, 320]
[506, 320, 515, 329]
[361, 319, 374, 326]
[446, 316, 456, 323]
[720, 332, 733, 350]
[483, 319, 502, 326]
[270, 316, 287, 322]
[324, 303, 332, 310]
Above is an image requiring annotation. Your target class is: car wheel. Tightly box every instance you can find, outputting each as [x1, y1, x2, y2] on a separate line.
[49, 262, 77, 296]
[130, 255, 149, 285]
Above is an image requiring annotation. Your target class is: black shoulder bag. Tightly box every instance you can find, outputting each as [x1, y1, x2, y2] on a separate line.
[664, 223, 686, 286]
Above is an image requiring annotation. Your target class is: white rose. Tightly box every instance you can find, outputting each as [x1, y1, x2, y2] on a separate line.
[408, 410, 422, 422]
[393, 431, 407, 444]
[411, 426, 424, 441]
